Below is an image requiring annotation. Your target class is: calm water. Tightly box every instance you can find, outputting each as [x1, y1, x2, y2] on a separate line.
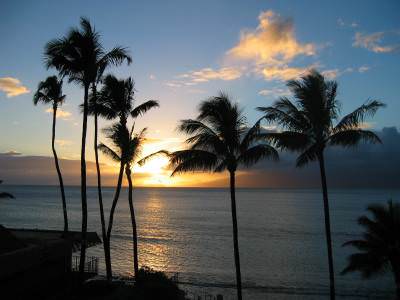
[1, 185, 398, 299]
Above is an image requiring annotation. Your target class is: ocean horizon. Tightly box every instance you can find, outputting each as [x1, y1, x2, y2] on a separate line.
[1, 185, 398, 299]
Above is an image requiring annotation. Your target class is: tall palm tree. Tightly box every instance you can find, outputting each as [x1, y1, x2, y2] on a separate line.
[0, 180, 14, 199]
[99, 123, 147, 278]
[87, 53, 131, 280]
[33, 76, 68, 233]
[341, 201, 400, 299]
[44, 17, 131, 275]
[160, 93, 278, 300]
[95, 75, 158, 278]
[257, 70, 385, 299]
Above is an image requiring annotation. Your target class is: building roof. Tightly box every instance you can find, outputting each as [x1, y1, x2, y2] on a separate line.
[2, 227, 101, 252]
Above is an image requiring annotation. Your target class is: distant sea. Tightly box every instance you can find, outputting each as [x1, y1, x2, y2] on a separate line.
[1, 185, 398, 299]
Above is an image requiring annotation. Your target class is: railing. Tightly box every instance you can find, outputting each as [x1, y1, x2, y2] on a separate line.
[71, 256, 99, 274]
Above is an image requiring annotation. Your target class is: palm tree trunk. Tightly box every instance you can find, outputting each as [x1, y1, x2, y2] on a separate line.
[229, 170, 242, 300]
[51, 105, 68, 233]
[126, 166, 139, 279]
[92, 85, 111, 280]
[317, 151, 335, 300]
[391, 259, 400, 299]
[105, 161, 125, 277]
[79, 84, 89, 276]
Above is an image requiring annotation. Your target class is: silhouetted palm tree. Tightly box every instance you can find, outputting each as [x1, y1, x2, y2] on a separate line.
[341, 201, 400, 299]
[0, 180, 14, 199]
[99, 123, 147, 278]
[95, 75, 158, 278]
[44, 17, 131, 275]
[161, 93, 278, 300]
[86, 52, 131, 281]
[258, 70, 385, 299]
[33, 76, 68, 232]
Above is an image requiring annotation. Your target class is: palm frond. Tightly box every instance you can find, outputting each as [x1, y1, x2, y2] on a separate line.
[169, 150, 219, 176]
[329, 129, 381, 147]
[98, 143, 121, 162]
[334, 100, 385, 132]
[238, 144, 279, 167]
[138, 150, 170, 166]
[131, 100, 159, 118]
[0, 192, 15, 199]
[296, 143, 320, 167]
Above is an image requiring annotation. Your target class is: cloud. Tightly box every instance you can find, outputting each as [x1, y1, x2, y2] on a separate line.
[258, 87, 290, 98]
[358, 66, 370, 73]
[234, 127, 400, 188]
[337, 18, 358, 28]
[227, 10, 316, 66]
[149, 74, 156, 80]
[0, 77, 30, 97]
[180, 67, 242, 82]
[321, 66, 370, 79]
[353, 31, 400, 53]
[166, 67, 242, 88]
[45, 108, 72, 119]
[260, 65, 312, 81]
[0, 150, 21, 156]
[55, 139, 73, 147]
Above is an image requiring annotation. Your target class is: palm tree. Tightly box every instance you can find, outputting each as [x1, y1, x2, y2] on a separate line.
[95, 75, 158, 278]
[341, 201, 400, 299]
[44, 17, 131, 275]
[342, 201, 400, 298]
[160, 93, 278, 300]
[87, 52, 131, 281]
[257, 70, 385, 299]
[33, 76, 68, 233]
[99, 123, 147, 279]
[0, 180, 14, 199]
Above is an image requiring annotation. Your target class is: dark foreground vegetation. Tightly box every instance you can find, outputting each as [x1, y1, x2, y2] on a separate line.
[54, 268, 186, 300]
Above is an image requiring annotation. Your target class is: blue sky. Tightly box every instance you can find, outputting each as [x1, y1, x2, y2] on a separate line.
[1, 0, 399, 186]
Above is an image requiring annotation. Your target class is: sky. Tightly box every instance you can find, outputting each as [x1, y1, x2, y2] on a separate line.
[1, 0, 399, 187]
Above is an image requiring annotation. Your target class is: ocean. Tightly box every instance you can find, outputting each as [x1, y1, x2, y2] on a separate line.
[1, 185, 398, 299]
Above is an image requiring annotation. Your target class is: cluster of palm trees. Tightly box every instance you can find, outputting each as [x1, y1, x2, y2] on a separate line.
[33, 17, 157, 281]
[32, 16, 394, 300]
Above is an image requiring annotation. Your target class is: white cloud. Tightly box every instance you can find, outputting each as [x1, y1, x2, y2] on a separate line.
[180, 67, 242, 83]
[353, 31, 400, 53]
[45, 108, 72, 119]
[337, 18, 358, 28]
[0, 77, 30, 97]
[55, 139, 73, 147]
[258, 87, 290, 98]
[358, 66, 370, 73]
[227, 10, 316, 66]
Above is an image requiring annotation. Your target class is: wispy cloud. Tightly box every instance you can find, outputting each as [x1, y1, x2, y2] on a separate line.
[258, 87, 290, 98]
[0, 150, 22, 156]
[322, 65, 370, 79]
[55, 139, 73, 147]
[337, 18, 358, 28]
[0, 77, 30, 97]
[166, 67, 242, 88]
[353, 31, 400, 53]
[45, 108, 72, 119]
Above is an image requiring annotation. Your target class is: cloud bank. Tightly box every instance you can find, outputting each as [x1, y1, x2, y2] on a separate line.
[1, 128, 399, 188]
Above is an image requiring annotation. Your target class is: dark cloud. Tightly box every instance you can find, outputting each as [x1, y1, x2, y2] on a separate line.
[0, 150, 22, 156]
[235, 127, 400, 188]
[0, 127, 399, 188]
